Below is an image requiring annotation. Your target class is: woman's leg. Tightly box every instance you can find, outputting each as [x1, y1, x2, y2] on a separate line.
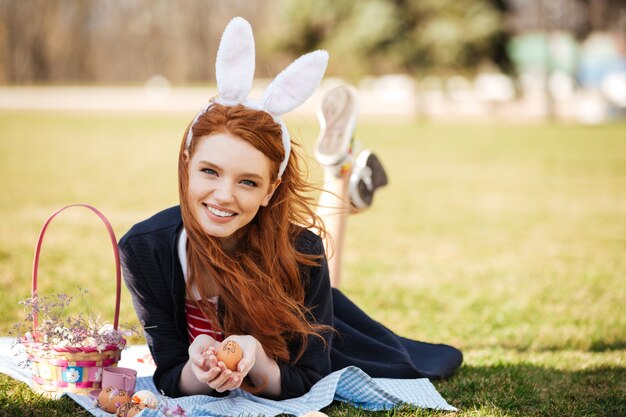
[317, 166, 351, 288]
[316, 153, 388, 288]
[313, 85, 357, 288]
[313, 85, 388, 288]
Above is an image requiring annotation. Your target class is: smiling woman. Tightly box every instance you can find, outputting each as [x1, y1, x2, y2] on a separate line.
[118, 17, 462, 402]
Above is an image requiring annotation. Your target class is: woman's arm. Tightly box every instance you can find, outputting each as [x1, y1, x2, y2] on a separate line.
[121, 232, 284, 397]
[121, 229, 332, 399]
[275, 231, 335, 399]
[119, 236, 191, 397]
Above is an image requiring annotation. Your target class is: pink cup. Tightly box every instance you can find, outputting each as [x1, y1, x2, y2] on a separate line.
[101, 366, 137, 395]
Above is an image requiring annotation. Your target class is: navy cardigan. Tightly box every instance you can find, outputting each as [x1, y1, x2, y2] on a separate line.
[119, 206, 462, 399]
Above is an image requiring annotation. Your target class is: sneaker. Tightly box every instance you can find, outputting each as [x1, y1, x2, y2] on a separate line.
[314, 85, 359, 168]
[349, 150, 388, 209]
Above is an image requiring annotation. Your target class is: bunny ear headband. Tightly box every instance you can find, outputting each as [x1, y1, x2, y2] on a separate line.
[186, 17, 329, 178]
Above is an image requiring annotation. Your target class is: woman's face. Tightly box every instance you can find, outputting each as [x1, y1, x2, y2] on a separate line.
[187, 132, 279, 238]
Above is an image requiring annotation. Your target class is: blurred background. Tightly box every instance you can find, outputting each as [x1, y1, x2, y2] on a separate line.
[1, 0, 625, 123]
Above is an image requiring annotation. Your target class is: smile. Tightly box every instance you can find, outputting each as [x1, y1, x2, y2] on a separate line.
[205, 204, 236, 218]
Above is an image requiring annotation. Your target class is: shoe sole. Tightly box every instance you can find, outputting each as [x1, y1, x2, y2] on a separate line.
[314, 85, 359, 166]
[351, 151, 388, 209]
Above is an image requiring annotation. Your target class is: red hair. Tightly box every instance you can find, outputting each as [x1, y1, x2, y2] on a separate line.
[178, 103, 330, 364]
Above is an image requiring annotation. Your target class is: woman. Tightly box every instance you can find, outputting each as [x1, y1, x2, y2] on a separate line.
[120, 17, 462, 401]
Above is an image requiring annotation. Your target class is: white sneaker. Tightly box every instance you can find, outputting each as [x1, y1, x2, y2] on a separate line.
[314, 85, 359, 169]
[349, 150, 388, 209]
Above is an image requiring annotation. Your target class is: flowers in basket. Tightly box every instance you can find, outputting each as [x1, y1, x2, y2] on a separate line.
[12, 289, 135, 357]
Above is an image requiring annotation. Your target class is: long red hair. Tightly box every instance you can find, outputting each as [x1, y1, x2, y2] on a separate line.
[178, 103, 330, 363]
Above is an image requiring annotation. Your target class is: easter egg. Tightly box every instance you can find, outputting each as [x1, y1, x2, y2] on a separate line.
[116, 401, 146, 417]
[300, 412, 329, 417]
[97, 386, 131, 414]
[216, 340, 243, 371]
[131, 389, 159, 409]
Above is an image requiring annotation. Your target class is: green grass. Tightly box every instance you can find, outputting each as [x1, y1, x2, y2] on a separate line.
[0, 110, 625, 416]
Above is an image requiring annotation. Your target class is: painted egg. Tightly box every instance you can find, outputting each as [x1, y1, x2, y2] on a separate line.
[131, 389, 159, 409]
[116, 401, 146, 417]
[300, 412, 329, 417]
[216, 340, 243, 371]
[97, 385, 131, 414]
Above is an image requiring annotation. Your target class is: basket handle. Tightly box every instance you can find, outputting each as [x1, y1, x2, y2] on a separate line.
[32, 204, 121, 330]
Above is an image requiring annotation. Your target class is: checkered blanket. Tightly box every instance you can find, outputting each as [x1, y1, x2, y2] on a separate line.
[0, 338, 457, 416]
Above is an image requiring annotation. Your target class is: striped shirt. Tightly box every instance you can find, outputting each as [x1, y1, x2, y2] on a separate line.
[178, 229, 224, 343]
[184, 297, 224, 343]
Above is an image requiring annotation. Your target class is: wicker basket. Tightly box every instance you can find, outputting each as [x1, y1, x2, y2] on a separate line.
[22, 204, 123, 398]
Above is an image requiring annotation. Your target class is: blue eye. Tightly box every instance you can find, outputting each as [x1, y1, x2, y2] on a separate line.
[240, 179, 257, 187]
[202, 168, 217, 176]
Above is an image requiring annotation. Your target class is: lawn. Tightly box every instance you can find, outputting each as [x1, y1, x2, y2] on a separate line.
[0, 110, 624, 416]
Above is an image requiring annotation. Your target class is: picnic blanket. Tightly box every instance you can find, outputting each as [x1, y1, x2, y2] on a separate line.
[0, 337, 457, 416]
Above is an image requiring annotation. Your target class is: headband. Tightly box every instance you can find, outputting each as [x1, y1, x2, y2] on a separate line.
[186, 17, 329, 178]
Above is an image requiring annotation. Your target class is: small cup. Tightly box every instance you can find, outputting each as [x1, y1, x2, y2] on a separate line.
[101, 366, 137, 395]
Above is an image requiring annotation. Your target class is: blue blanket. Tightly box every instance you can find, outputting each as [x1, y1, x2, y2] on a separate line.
[0, 338, 457, 416]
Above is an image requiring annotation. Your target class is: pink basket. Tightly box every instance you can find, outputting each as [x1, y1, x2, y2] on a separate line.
[21, 204, 123, 398]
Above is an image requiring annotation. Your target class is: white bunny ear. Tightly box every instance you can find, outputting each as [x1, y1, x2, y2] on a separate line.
[215, 17, 255, 106]
[261, 50, 329, 116]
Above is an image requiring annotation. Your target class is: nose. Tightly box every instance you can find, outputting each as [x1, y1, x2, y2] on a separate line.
[213, 180, 235, 204]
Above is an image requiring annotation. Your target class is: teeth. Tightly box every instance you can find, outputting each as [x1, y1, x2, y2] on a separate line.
[206, 205, 235, 218]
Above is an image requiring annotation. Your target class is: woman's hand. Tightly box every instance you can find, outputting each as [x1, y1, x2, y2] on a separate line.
[188, 334, 221, 373]
[217, 334, 281, 397]
[180, 333, 281, 397]
[184, 334, 257, 393]
[199, 335, 257, 392]
[179, 334, 225, 394]
[200, 346, 241, 392]
[224, 335, 258, 375]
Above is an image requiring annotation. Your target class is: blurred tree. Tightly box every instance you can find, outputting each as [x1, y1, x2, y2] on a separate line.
[0, 0, 96, 83]
[1, 0, 623, 84]
[269, 0, 510, 78]
[0, 0, 274, 84]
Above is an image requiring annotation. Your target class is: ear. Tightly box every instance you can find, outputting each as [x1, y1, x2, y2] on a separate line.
[261, 50, 329, 116]
[261, 179, 281, 207]
[183, 149, 190, 163]
[215, 17, 255, 106]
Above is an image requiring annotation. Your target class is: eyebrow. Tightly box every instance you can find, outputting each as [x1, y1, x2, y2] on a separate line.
[198, 160, 265, 181]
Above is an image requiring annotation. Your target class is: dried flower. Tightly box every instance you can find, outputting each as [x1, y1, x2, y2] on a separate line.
[11, 291, 139, 363]
[158, 394, 188, 417]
